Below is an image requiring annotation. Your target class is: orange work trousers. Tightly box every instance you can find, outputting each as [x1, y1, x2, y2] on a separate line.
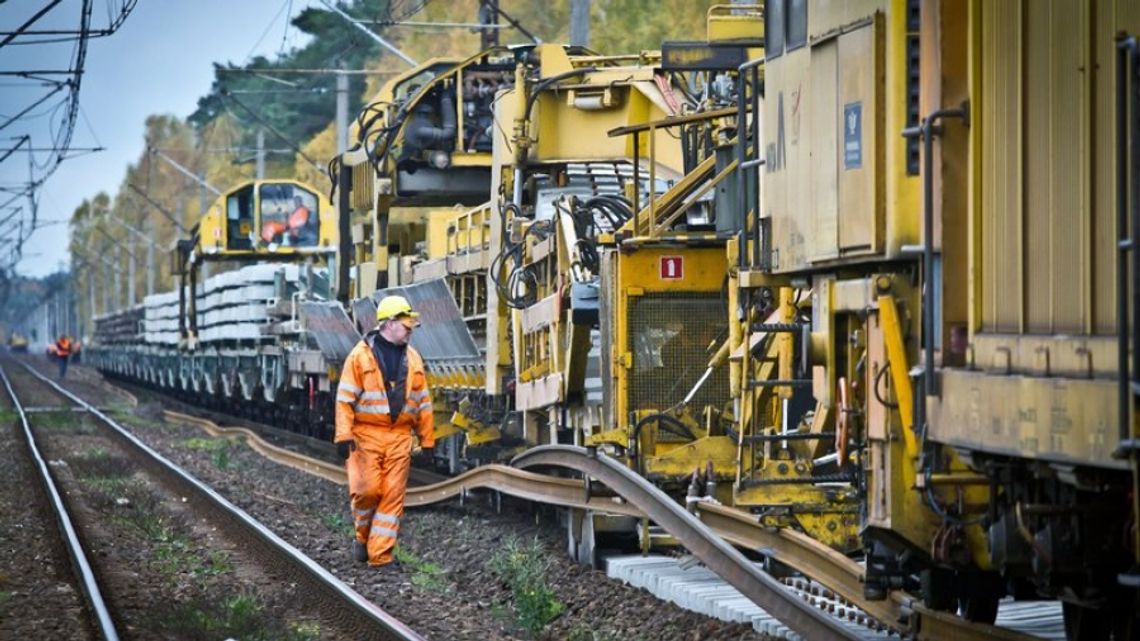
[346, 429, 413, 565]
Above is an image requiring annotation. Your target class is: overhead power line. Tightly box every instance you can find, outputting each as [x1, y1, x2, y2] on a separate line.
[316, 0, 418, 67]
[217, 67, 397, 75]
[219, 90, 326, 174]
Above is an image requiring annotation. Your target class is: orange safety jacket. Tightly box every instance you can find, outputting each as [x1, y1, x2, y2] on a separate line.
[334, 333, 434, 450]
[55, 338, 71, 358]
[261, 220, 287, 242]
[287, 206, 310, 234]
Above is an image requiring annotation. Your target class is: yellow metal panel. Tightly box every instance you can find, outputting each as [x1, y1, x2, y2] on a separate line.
[1122, 0, 1140, 35]
[882, 0, 920, 260]
[837, 22, 880, 253]
[808, 0, 882, 36]
[533, 80, 683, 176]
[764, 49, 812, 271]
[707, 4, 763, 42]
[1024, 0, 1090, 334]
[1049, 0, 1089, 334]
[809, 40, 839, 261]
[1094, 1, 1120, 334]
[969, 0, 983, 339]
[765, 2, 918, 272]
[928, 369, 1125, 469]
[980, 0, 1023, 332]
[783, 48, 813, 270]
[1024, 3, 1052, 332]
[351, 163, 373, 211]
[971, 333, 1115, 378]
[878, 296, 917, 458]
[936, 0, 972, 347]
[618, 246, 727, 294]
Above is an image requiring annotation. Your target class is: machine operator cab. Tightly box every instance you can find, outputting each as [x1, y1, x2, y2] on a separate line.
[195, 180, 335, 259]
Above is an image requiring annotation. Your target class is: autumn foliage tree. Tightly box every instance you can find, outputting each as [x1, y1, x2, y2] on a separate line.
[68, 0, 720, 335]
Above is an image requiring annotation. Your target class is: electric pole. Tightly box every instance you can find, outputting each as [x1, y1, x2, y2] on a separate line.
[256, 129, 266, 179]
[127, 234, 136, 307]
[479, 0, 500, 49]
[570, 0, 590, 47]
[336, 65, 349, 155]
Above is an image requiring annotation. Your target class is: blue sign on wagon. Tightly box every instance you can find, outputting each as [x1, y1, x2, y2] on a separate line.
[844, 102, 862, 169]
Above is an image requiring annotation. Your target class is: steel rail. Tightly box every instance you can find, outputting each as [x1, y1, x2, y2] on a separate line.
[690, 502, 1040, 641]
[115, 381, 1041, 641]
[512, 445, 862, 640]
[692, 501, 903, 627]
[170, 408, 643, 516]
[0, 365, 120, 641]
[165, 410, 351, 485]
[18, 362, 425, 641]
[407, 465, 643, 517]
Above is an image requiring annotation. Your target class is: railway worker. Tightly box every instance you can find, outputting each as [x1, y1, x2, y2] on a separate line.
[286, 196, 314, 246]
[334, 295, 434, 568]
[53, 334, 71, 379]
[260, 219, 287, 244]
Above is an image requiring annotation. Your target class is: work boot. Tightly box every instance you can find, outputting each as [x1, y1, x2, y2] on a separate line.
[378, 559, 402, 571]
[352, 540, 368, 563]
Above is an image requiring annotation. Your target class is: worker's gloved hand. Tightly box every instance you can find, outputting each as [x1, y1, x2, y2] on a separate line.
[337, 439, 356, 460]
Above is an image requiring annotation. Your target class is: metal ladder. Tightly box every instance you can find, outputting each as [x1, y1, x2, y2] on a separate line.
[1114, 34, 1140, 588]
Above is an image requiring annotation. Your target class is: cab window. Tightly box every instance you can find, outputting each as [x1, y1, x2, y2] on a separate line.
[226, 185, 254, 250]
[258, 183, 320, 248]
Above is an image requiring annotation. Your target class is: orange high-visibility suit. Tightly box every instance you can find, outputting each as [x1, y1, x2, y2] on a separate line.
[261, 220, 287, 243]
[287, 205, 310, 236]
[334, 333, 434, 565]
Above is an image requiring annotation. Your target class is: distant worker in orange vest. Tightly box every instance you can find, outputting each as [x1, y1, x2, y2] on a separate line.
[54, 335, 71, 379]
[334, 295, 434, 568]
[286, 196, 314, 246]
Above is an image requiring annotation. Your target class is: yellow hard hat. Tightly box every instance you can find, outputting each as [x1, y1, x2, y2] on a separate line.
[375, 295, 420, 322]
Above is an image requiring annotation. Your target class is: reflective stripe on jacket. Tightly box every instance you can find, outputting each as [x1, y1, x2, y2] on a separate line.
[334, 333, 434, 450]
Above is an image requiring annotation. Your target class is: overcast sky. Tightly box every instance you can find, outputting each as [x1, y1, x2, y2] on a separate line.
[0, 0, 319, 278]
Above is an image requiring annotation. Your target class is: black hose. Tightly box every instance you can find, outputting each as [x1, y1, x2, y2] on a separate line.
[405, 92, 457, 149]
[873, 363, 900, 410]
[523, 67, 598, 125]
[634, 412, 698, 443]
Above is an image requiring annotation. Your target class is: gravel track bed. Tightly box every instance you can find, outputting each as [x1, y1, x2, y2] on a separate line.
[1, 358, 357, 641]
[0, 384, 96, 640]
[33, 357, 775, 640]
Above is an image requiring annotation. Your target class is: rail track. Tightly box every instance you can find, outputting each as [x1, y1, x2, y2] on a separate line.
[66, 363, 1067, 641]
[0, 366, 118, 641]
[131, 383, 1065, 641]
[4, 359, 425, 641]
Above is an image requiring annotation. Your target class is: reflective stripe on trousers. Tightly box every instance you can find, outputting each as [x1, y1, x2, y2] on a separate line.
[345, 430, 413, 566]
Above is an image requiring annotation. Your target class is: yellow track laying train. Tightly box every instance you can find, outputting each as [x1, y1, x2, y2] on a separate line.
[88, 3, 1140, 637]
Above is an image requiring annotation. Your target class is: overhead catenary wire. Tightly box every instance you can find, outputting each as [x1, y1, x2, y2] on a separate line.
[1, 0, 138, 277]
[245, 0, 294, 62]
[219, 90, 326, 174]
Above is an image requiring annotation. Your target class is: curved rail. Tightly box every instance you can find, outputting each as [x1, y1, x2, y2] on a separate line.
[18, 362, 425, 641]
[164, 408, 645, 514]
[512, 445, 861, 641]
[0, 365, 120, 641]
[165, 410, 351, 485]
[511, 445, 1043, 641]
[127, 382, 1044, 641]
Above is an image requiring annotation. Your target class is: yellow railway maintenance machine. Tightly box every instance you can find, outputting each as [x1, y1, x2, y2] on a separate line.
[334, 48, 517, 305]
[175, 179, 336, 345]
[735, 0, 1140, 636]
[923, 2, 1140, 637]
[484, 13, 775, 495]
[333, 48, 520, 465]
